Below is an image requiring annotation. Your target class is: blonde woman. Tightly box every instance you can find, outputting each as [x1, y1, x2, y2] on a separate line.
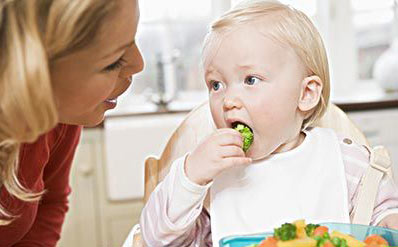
[0, 0, 143, 246]
[140, 1, 398, 246]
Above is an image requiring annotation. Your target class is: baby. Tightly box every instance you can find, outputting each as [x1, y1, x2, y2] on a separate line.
[140, 1, 398, 246]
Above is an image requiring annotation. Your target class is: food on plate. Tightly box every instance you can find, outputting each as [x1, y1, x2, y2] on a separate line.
[247, 220, 390, 247]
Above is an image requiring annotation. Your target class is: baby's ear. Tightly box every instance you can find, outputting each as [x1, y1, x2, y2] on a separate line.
[298, 75, 323, 112]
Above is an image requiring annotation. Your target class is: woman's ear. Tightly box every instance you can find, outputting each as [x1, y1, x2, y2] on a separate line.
[298, 75, 323, 112]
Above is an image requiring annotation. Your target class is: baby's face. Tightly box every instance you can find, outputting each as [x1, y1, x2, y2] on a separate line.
[203, 25, 308, 159]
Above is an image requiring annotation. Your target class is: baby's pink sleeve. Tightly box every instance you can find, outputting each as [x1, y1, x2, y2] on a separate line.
[140, 155, 212, 247]
[339, 136, 398, 225]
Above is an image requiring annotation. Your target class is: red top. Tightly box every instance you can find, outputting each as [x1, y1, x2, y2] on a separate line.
[0, 124, 82, 247]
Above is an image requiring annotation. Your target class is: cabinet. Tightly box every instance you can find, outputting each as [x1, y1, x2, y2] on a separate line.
[58, 129, 105, 247]
[59, 113, 187, 247]
[348, 108, 398, 184]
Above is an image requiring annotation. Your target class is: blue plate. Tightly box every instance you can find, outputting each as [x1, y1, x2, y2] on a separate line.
[219, 223, 398, 247]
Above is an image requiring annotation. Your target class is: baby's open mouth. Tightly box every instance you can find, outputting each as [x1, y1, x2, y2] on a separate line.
[231, 121, 253, 133]
[232, 121, 254, 152]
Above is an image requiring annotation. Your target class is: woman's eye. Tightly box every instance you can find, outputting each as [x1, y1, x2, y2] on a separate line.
[102, 58, 126, 72]
[244, 76, 261, 85]
[211, 81, 222, 91]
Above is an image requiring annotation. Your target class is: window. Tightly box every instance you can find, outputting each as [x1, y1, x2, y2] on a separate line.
[352, 0, 396, 79]
[127, 0, 214, 102]
[140, 0, 211, 22]
[125, 0, 396, 108]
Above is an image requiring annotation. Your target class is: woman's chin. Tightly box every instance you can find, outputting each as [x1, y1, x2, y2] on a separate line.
[60, 112, 105, 127]
[82, 114, 105, 127]
[83, 119, 104, 127]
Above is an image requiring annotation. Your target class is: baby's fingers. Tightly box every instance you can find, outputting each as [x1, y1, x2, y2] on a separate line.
[389, 225, 398, 230]
[378, 214, 398, 230]
[386, 221, 398, 230]
[220, 145, 245, 158]
[216, 130, 243, 148]
[223, 157, 252, 169]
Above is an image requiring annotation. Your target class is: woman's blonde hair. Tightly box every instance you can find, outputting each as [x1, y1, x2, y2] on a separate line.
[203, 0, 330, 127]
[0, 0, 115, 225]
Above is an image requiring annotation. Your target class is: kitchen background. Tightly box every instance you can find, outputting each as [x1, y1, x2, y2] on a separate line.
[58, 0, 398, 246]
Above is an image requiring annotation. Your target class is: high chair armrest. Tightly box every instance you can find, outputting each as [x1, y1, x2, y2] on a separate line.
[123, 224, 145, 247]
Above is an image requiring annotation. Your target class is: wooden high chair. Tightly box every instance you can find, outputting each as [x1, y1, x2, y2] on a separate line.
[126, 101, 393, 247]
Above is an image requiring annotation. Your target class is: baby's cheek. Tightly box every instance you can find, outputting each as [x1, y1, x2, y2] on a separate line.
[214, 117, 225, 129]
[209, 105, 224, 128]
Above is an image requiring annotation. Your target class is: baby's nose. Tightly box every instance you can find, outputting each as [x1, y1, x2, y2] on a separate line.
[223, 97, 243, 111]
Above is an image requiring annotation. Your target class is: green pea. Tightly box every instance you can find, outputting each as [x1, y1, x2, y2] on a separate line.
[340, 239, 348, 247]
[331, 237, 341, 246]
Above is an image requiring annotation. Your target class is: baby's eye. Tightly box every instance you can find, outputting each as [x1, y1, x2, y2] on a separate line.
[211, 81, 222, 91]
[244, 76, 261, 85]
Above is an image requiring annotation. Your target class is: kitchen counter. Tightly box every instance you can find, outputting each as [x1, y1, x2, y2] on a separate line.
[92, 81, 398, 127]
[104, 90, 208, 119]
[332, 81, 398, 112]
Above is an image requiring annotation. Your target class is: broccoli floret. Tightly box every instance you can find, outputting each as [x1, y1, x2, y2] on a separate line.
[305, 223, 320, 237]
[331, 237, 341, 246]
[314, 236, 325, 247]
[329, 237, 348, 247]
[234, 124, 254, 152]
[314, 233, 346, 247]
[274, 223, 297, 241]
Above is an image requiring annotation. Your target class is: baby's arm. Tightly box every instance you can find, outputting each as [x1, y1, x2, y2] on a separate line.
[140, 155, 211, 247]
[140, 128, 250, 246]
[340, 137, 398, 228]
[370, 173, 398, 229]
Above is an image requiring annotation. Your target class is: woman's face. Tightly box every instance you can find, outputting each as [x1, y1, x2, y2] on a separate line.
[51, 0, 144, 126]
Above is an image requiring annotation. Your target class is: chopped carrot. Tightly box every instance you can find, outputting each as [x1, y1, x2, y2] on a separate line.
[364, 234, 388, 246]
[258, 237, 277, 247]
[365, 244, 387, 247]
[313, 226, 329, 237]
[322, 240, 335, 247]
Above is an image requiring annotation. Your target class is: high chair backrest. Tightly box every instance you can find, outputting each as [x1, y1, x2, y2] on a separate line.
[144, 101, 214, 202]
[144, 101, 370, 202]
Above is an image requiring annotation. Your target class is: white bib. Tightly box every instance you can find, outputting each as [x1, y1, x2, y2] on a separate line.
[210, 127, 350, 247]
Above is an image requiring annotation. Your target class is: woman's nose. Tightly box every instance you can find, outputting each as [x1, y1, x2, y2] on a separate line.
[119, 44, 144, 79]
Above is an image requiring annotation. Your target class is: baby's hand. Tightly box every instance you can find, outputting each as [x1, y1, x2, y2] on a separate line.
[378, 214, 398, 230]
[185, 128, 252, 185]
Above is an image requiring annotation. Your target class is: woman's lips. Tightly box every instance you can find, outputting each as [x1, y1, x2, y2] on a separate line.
[105, 98, 117, 104]
[104, 98, 117, 109]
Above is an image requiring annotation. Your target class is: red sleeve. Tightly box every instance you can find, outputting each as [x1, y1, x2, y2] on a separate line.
[13, 125, 82, 247]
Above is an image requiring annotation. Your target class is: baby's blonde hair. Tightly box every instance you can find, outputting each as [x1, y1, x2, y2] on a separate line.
[0, 0, 115, 225]
[203, 0, 330, 127]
